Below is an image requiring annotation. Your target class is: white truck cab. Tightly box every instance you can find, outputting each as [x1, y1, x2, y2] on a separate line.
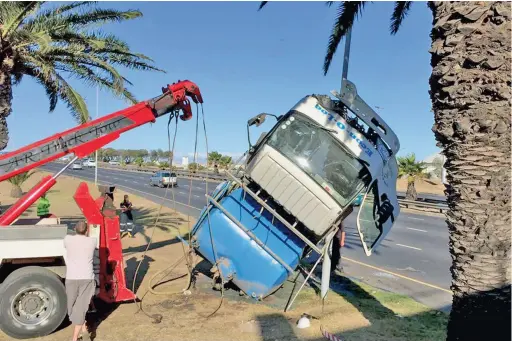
[245, 80, 400, 256]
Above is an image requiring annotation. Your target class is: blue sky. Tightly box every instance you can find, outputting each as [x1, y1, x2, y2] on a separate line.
[8, 1, 439, 162]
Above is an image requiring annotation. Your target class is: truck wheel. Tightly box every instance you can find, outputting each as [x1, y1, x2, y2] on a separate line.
[0, 267, 67, 339]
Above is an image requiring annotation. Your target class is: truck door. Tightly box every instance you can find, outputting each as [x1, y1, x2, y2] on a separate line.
[356, 180, 396, 256]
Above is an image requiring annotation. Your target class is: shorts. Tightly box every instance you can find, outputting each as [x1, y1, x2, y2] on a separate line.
[65, 279, 95, 325]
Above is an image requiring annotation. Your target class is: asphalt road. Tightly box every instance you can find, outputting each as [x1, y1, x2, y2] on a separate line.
[41, 163, 452, 311]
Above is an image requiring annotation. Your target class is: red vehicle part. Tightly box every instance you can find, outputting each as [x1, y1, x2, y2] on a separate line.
[74, 182, 135, 303]
[0, 80, 203, 183]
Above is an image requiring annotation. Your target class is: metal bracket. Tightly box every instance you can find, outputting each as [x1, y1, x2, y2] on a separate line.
[331, 79, 400, 155]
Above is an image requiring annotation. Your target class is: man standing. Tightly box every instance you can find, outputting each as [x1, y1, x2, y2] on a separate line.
[120, 194, 134, 238]
[331, 221, 346, 275]
[63, 221, 97, 341]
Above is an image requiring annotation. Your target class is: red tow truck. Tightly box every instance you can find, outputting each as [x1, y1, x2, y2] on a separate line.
[0, 80, 203, 339]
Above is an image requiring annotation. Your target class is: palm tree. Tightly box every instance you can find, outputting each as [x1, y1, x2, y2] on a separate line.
[0, 1, 163, 151]
[219, 155, 232, 169]
[259, 2, 511, 340]
[207, 151, 222, 167]
[7, 170, 36, 198]
[397, 153, 425, 200]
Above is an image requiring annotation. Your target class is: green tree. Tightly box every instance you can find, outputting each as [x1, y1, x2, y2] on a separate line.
[134, 156, 144, 167]
[259, 2, 511, 339]
[188, 162, 198, 172]
[397, 153, 426, 200]
[208, 151, 222, 167]
[150, 149, 158, 162]
[8, 170, 36, 198]
[0, 1, 164, 151]
[219, 155, 232, 169]
[158, 161, 169, 170]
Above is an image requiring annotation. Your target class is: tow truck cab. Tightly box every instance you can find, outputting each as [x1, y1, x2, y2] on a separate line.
[191, 81, 401, 299]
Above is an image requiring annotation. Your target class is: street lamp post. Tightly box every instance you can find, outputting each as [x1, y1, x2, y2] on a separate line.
[94, 86, 99, 186]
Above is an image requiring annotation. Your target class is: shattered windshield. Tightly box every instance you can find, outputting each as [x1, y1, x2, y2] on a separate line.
[266, 112, 371, 207]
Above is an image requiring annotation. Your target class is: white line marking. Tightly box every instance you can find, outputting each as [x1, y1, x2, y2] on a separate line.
[178, 192, 186, 195]
[193, 195, 201, 198]
[407, 216, 424, 221]
[396, 243, 422, 251]
[195, 187, 203, 190]
[407, 227, 427, 233]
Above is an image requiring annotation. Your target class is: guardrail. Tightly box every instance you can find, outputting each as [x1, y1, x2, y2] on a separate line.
[398, 199, 448, 213]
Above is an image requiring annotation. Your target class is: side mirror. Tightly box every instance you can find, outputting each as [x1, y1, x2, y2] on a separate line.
[247, 113, 267, 127]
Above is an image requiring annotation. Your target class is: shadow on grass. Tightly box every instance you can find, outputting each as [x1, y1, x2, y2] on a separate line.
[254, 276, 449, 341]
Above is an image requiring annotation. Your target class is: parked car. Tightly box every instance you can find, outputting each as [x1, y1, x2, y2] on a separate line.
[71, 161, 83, 170]
[149, 171, 177, 187]
[109, 160, 120, 166]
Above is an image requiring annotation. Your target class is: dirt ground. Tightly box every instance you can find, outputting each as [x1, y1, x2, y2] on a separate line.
[396, 178, 445, 196]
[0, 172, 447, 341]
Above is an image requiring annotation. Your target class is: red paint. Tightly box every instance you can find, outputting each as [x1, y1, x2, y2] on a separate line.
[73, 182, 136, 303]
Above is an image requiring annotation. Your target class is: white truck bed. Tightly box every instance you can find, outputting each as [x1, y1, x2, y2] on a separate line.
[0, 224, 68, 263]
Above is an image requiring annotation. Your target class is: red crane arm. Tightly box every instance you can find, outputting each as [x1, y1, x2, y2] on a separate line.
[0, 80, 203, 183]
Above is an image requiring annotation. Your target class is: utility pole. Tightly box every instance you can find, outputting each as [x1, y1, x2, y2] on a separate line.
[341, 27, 352, 91]
[94, 86, 99, 186]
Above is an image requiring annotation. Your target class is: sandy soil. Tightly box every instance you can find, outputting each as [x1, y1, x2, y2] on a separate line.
[396, 178, 445, 196]
[0, 172, 447, 341]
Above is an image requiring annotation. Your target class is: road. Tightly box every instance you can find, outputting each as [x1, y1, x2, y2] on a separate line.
[41, 163, 452, 311]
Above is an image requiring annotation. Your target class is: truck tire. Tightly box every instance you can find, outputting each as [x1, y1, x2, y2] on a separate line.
[0, 266, 67, 339]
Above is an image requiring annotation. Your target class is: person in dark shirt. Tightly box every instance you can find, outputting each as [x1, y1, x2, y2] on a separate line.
[331, 221, 346, 275]
[120, 195, 134, 238]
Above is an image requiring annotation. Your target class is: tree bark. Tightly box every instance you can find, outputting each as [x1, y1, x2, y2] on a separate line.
[10, 185, 22, 198]
[405, 179, 418, 201]
[0, 68, 12, 151]
[429, 2, 511, 340]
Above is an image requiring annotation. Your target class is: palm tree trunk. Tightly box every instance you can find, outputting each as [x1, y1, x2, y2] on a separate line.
[429, 2, 511, 340]
[0, 66, 12, 151]
[405, 180, 417, 201]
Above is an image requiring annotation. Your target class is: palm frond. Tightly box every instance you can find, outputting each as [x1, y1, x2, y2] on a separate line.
[323, 1, 366, 75]
[325, 1, 335, 7]
[3, 1, 163, 123]
[390, 1, 412, 35]
[258, 2, 268, 11]
[1, 1, 41, 38]
[7, 170, 37, 186]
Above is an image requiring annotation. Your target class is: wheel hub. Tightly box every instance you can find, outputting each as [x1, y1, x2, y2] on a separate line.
[11, 288, 53, 326]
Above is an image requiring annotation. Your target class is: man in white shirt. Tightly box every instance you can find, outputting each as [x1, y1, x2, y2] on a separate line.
[63, 221, 97, 341]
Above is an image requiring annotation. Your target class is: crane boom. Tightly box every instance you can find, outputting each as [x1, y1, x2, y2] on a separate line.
[0, 80, 203, 182]
[0, 80, 202, 226]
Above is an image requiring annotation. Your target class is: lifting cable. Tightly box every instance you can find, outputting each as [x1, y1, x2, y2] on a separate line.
[132, 103, 225, 322]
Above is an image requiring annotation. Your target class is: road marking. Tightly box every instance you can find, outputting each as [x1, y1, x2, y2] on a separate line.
[407, 227, 427, 233]
[341, 256, 451, 294]
[407, 216, 424, 221]
[193, 195, 201, 198]
[178, 191, 186, 195]
[396, 243, 422, 251]
[195, 187, 203, 190]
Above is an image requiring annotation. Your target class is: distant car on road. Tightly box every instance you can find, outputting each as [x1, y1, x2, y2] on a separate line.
[353, 193, 364, 206]
[71, 161, 83, 170]
[149, 171, 177, 188]
[82, 159, 96, 168]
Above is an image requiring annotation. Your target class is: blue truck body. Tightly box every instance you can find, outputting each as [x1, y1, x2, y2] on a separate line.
[191, 182, 306, 299]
